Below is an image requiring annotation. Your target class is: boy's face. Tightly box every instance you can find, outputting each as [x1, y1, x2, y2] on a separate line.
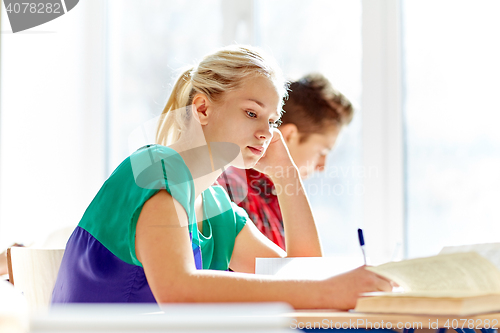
[286, 126, 340, 179]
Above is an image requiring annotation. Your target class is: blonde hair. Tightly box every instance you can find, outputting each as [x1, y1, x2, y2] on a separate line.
[156, 45, 288, 146]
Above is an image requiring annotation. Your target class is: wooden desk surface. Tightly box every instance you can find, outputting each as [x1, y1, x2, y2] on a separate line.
[287, 310, 500, 330]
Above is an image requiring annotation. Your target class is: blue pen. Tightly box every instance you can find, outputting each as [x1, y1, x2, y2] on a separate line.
[357, 228, 367, 265]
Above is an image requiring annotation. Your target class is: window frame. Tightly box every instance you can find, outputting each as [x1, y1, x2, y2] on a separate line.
[361, 0, 406, 262]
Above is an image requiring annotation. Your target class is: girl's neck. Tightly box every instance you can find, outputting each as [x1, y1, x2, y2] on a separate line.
[192, 169, 224, 199]
[168, 141, 224, 199]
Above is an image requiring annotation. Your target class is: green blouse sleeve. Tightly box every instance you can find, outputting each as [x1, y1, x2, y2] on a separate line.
[78, 145, 195, 267]
[230, 202, 249, 235]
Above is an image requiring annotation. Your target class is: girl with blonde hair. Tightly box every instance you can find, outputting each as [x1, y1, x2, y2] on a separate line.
[52, 45, 391, 309]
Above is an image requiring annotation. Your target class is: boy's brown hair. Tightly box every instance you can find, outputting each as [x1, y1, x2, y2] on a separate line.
[281, 73, 353, 142]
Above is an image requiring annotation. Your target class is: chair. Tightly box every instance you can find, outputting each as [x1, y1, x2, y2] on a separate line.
[7, 247, 64, 312]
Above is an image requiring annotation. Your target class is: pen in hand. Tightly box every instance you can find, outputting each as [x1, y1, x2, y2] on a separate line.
[357, 228, 367, 265]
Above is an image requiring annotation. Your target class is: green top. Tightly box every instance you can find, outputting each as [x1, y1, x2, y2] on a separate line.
[78, 144, 247, 270]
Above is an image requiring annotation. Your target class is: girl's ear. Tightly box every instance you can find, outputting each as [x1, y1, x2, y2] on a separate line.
[192, 93, 210, 125]
[279, 123, 299, 145]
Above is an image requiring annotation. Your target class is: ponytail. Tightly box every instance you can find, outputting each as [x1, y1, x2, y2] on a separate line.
[156, 68, 195, 146]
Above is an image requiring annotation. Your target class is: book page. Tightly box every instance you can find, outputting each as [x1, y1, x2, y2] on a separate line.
[440, 242, 500, 271]
[366, 252, 500, 293]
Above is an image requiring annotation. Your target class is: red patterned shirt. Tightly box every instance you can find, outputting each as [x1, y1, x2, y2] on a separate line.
[216, 167, 285, 250]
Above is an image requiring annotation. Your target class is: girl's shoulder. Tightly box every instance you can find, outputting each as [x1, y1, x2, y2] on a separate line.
[132, 144, 179, 158]
[129, 144, 193, 190]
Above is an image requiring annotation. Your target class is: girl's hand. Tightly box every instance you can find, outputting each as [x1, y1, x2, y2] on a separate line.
[320, 266, 393, 310]
[253, 129, 297, 181]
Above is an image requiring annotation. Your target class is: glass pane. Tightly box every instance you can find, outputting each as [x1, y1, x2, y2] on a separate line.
[257, 0, 363, 257]
[404, 0, 500, 258]
[107, 0, 224, 171]
[0, 5, 102, 248]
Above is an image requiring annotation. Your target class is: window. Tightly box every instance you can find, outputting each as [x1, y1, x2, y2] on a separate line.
[256, 0, 363, 256]
[107, 0, 363, 257]
[0, 2, 106, 248]
[403, 0, 500, 257]
[107, 0, 225, 171]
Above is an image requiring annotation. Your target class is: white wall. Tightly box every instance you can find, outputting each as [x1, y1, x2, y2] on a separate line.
[0, 0, 107, 248]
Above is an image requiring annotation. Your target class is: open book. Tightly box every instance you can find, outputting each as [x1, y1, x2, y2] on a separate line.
[355, 249, 500, 315]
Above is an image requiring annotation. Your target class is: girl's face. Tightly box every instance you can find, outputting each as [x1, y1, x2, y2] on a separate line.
[200, 75, 281, 169]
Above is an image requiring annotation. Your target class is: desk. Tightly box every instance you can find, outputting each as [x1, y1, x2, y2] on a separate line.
[288, 310, 500, 330]
[31, 303, 292, 332]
